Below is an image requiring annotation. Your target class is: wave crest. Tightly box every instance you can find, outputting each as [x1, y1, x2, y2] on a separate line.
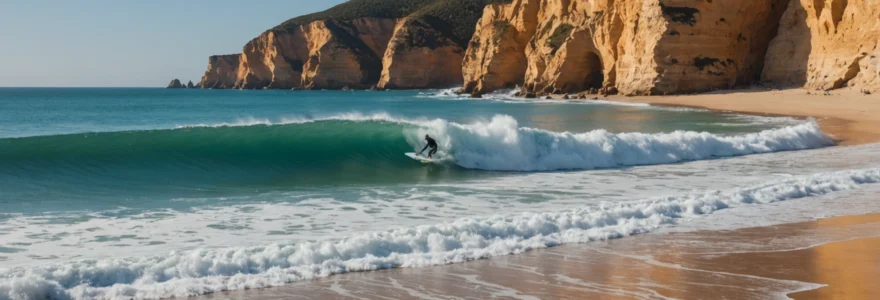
[0, 114, 833, 182]
[417, 115, 832, 171]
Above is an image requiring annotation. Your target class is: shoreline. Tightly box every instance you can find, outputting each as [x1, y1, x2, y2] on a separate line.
[202, 213, 880, 300]
[600, 87, 880, 146]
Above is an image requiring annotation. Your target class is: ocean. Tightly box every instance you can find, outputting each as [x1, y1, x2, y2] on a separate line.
[1, 88, 878, 299]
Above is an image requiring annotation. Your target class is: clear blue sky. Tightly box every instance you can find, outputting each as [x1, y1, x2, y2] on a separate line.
[0, 0, 347, 87]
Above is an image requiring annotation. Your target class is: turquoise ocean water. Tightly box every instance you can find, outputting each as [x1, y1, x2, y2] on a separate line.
[5, 87, 875, 300]
[0, 88, 787, 214]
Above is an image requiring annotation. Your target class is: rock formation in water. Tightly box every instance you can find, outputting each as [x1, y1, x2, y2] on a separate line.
[166, 79, 184, 89]
[200, 54, 240, 89]
[186, 80, 195, 89]
[193, 0, 880, 94]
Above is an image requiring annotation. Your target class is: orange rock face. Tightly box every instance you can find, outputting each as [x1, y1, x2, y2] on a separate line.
[222, 15, 477, 91]
[233, 18, 396, 90]
[459, 0, 541, 96]
[463, 0, 791, 96]
[199, 54, 240, 89]
[763, 0, 880, 92]
[378, 19, 466, 89]
[197, 0, 879, 94]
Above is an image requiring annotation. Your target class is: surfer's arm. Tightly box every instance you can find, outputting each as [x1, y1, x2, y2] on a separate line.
[418, 144, 429, 154]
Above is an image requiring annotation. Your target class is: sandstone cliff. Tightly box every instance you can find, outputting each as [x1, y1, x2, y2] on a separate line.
[378, 0, 490, 89]
[193, 0, 880, 94]
[459, 0, 540, 95]
[377, 18, 465, 89]
[235, 18, 397, 90]
[217, 0, 494, 90]
[462, 0, 792, 96]
[763, 0, 880, 92]
[200, 54, 240, 89]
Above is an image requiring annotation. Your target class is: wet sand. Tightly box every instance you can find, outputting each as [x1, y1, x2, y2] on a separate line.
[203, 214, 880, 300]
[605, 88, 880, 146]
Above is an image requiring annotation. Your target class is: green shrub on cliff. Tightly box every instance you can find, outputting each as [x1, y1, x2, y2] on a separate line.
[547, 24, 574, 54]
[272, 0, 512, 47]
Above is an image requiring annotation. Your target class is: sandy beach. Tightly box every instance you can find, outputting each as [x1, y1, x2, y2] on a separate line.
[203, 213, 880, 300]
[607, 88, 880, 146]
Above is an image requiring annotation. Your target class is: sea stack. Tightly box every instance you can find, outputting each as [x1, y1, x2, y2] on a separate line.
[166, 79, 185, 89]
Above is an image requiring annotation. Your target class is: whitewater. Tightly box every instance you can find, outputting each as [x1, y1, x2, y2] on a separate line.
[3, 165, 880, 299]
[2, 88, 877, 300]
[403, 114, 830, 171]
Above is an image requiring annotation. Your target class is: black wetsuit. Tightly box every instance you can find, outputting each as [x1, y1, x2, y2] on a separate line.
[421, 137, 438, 157]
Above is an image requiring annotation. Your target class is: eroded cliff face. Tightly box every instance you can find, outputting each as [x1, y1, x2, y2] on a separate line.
[463, 0, 791, 96]
[225, 14, 477, 90]
[197, 0, 879, 94]
[302, 18, 397, 89]
[199, 54, 240, 89]
[459, 0, 541, 95]
[233, 18, 396, 90]
[378, 19, 466, 89]
[763, 0, 880, 92]
[523, 0, 642, 95]
[647, 0, 790, 94]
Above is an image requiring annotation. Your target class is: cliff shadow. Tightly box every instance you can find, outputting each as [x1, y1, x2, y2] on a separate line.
[760, 0, 813, 88]
[583, 52, 605, 91]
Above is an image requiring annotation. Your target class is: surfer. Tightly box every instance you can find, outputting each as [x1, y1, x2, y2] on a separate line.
[417, 134, 438, 159]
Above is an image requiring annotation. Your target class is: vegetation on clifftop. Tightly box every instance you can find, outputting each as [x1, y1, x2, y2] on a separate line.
[272, 0, 512, 47]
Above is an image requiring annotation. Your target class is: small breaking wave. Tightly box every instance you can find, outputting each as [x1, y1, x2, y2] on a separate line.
[418, 88, 649, 107]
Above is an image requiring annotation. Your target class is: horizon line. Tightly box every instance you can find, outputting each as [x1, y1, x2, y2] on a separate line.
[0, 86, 169, 89]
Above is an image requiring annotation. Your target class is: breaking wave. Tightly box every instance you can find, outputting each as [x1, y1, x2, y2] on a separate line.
[0, 114, 832, 176]
[422, 115, 831, 171]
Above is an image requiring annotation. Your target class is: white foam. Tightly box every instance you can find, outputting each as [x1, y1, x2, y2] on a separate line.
[174, 112, 416, 129]
[419, 88, 661, 108]
[570, 98, 651, 107]
[417, 87, 519, 101]
[726, 114, 803, 126]
[2, 167, 878, 300]
[410, 115, 832, 171]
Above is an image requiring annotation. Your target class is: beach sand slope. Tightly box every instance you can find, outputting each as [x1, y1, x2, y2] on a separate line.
[203, 213, 880, 300]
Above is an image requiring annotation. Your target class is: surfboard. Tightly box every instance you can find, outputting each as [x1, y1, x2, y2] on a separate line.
[405, 152, 435, 163]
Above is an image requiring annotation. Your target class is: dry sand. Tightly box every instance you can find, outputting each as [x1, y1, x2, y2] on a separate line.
[203, 214, 880, 300]
[606, 88, 880, 146]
